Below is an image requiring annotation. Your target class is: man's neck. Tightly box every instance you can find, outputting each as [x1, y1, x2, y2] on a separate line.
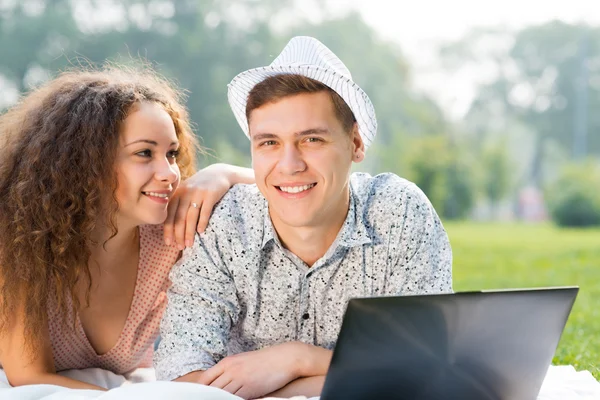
[271, 191, 350, 268]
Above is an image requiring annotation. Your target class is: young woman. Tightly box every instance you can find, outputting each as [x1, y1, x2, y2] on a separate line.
[0, 65, 252, 390]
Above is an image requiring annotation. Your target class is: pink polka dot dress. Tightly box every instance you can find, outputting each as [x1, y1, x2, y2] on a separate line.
[47, 224, 180, 374]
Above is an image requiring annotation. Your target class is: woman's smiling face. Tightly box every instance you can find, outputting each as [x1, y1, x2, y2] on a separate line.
[114, 101, 181, 227]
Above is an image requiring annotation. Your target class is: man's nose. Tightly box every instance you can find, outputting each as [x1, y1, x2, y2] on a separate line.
[277, 144, 307, 175]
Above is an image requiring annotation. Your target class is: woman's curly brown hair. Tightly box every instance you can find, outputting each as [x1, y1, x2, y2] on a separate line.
[0, 64, 199, 354]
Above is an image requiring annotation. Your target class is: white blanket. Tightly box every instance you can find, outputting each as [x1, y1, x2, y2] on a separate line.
[0, 365, 598, 399]
[0, 368, 242, 400]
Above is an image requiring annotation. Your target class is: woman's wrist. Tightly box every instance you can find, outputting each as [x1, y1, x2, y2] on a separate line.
[224, 164, 255, 185]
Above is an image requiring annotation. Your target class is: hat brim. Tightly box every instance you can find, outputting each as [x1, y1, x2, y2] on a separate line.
[227, 65, 377, 150]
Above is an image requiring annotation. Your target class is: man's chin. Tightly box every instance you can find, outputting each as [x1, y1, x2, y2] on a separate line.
[272, 213, 318, 229]
[268, 202, 321, 229]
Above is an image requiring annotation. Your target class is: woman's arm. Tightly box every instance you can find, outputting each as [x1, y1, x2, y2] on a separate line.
[163, 163, 255, 249]
[215, 163, 255, 185]
[0, 297, 105, 391]
[9, 372, 105, 390]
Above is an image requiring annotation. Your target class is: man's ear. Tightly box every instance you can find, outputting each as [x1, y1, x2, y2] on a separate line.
[351, 123, 365, 163]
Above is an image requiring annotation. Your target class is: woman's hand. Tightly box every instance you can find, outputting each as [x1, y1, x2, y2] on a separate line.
[164, 163, 254, 249]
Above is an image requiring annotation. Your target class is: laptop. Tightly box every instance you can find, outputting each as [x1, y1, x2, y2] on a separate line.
[320, 287, 578, 400]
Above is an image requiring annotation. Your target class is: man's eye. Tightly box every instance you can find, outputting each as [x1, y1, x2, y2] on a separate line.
[306, 137, 323, 143]
[260, 140, 277, 147]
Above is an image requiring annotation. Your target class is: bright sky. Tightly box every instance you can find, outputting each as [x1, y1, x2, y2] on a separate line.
[321, 0, 600, 118]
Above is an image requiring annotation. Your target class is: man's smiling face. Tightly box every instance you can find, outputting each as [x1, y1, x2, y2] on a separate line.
[249, 91, 363, 230]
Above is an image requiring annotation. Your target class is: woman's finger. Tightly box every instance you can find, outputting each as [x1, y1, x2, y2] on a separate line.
[196, 194, 218, 233]
[184, 199, 202, 247]
[163, 196, 180, 246]
[173, 194, 194, 250]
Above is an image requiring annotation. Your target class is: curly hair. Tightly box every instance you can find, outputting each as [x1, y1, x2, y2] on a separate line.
[0, 65, 199, 354]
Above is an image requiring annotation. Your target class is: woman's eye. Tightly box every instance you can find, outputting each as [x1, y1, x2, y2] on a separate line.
[136, 149, 152, 157]
[168, 150, 180, 159]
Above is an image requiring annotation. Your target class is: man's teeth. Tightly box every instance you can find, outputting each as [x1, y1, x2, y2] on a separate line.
[144, 192, 168, 198]
[279, 184, 315, 193]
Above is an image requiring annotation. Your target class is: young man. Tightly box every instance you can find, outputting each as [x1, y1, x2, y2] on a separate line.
[154, 36, 452, 399]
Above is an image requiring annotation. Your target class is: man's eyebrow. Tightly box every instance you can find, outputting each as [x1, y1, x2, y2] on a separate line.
[124, 139, 179, 147]
[252, 133, 278, 142]
[252, 129, 331, 141]
[295, 128, 330, 136]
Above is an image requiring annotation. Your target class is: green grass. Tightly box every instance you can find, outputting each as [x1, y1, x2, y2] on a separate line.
[445, 222, 600, 380]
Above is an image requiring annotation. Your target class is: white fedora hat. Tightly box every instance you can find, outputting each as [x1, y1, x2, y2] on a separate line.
[227, 36, 378, 150]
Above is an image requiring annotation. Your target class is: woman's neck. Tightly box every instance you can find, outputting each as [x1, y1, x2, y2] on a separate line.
[89, 222, 139, 271]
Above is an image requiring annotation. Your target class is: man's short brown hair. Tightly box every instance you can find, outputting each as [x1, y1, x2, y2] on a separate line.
[246, 74, 357, 133]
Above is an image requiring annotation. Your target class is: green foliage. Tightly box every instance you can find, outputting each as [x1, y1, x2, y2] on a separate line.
[443, 154, 477, 220]
[0, 0, 81, 91]
[400, 135, 476, 220]
[404, 136, 449, 211]
[443, 21, 600, 189]
[545, 161, 600, 227]
[481, 139, 513, 214]
[448, 222, 600, 379]
[0, 0, 296, 157]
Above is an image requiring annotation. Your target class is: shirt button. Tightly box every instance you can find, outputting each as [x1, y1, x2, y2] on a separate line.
[302, 313, 310, 320]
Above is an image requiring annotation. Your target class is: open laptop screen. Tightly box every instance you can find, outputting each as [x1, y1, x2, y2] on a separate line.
[321, 287, 578, 400]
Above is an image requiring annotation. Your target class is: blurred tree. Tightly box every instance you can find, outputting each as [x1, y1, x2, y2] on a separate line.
[0, 0, 81, 92]
[400, 135, 476, 219]
[441, 21, 600, 189]
[443, 150, 477, 220]
[545, 160, 600, 227]
[481, 139, 512, 217]
[0, 0, 296, 163]
[404, 135, 449, 212]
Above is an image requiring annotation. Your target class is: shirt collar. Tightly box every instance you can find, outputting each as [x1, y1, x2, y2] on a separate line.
[335, 182, 373, 248]
[260, 182, 373, 250]
[261, 203, 278, 249]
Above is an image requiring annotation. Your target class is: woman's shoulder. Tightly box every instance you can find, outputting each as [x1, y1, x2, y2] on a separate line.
[138, 224, 180, 271]
[139, 223, 167, 248]
[139, 223, 166, 240]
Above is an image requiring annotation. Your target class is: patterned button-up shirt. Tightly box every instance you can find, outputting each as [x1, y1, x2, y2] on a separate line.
[154, 173, 452, 381]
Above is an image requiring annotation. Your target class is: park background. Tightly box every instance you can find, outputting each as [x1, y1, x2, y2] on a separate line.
[0, 0, 598, 379]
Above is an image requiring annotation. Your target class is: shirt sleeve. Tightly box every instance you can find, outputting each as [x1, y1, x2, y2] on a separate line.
[384, 182, 453, 296]
[153, 229, 239, 381]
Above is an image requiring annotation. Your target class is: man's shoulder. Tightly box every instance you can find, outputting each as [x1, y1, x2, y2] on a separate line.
[206, 183, 266, 229]
[350, 172, 428, 207]
[350, 172, 438, 231]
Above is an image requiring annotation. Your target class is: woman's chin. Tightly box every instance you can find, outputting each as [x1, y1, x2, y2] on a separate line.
[139, 211, 169, 226]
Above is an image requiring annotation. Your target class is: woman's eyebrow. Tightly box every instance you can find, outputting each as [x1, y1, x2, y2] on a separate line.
[125, 139, 179, 147]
